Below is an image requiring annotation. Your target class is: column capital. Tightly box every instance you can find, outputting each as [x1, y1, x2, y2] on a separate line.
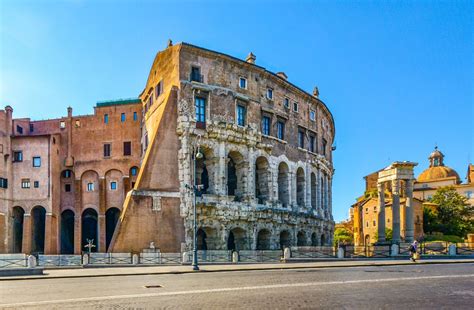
[391, 179, 400, 195]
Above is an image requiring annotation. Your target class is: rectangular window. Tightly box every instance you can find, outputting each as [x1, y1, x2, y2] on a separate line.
[195, 97, 206, 128]
[104, 114, 109, 124]
[310, 110, 316, 121]
[262, 116, 271, 135]
[29, 123, 34, 133]
[32, 157, 41, 167]
[123, 141, 132, 156]
[104, 143, 111, 157]
[65, 184, 71, 192]
[373, 220, 376, 226]
[34, 181, 39, 188]
[0, 144, 3, 154]
[284, 98, 290, 109]
[277, 120, 285, 140]
[131, 167, 138, 176]
[0, 178, 8, 189]
[190, 67, 202, 82]
[21, 179, 30, 189]
[239, 77, 247, 89]
[60, 121, 66, 129]
[293, 102, 298, 112]
[16, 125, 23, 134]
[133, 112, 138, 121]
[309, 135, 315, 153]
[75, 120, 80, 128]
[322, 138, 327, 156]
[237, 105, 246, 126]
[63, 170, 72, 178]
[87, 182, 94, 192]
[121, 113, 126, 122]
[110, 181, 117, 190]
[298, 129, 305, 148]
[13, 151, 23, 162]
[266, 88, 273, 100]
[155, 81, 163, 98]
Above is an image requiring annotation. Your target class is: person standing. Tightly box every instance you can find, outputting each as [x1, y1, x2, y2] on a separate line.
[409, 240, 418, 262]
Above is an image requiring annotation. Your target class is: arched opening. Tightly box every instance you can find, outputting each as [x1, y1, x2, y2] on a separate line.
[197, 228, 207, 250]
[365, 235, 371, 246]
[278, 162, 290, 207]
[256, 229, 271, 250]
[227, 227, 247, 251]
[311, 232, 318, 246]
[296, 167, 305, 207]
[320, 234, 326, 246]
[255, 156, 270, 204]
[81, 208, 98, 253]
[297, 231, 306, 246]
[279, 230, 291, 249]
[60, 210, 75, 254]
[106, 207, 121, 251]
[311, 173, 317, 209]
[129, 166, 139, 189]
[11, 207, 25, 253]
[227, 151, 245, 200]
[196, 154, 209, 196]
[31, 206, 46, 254]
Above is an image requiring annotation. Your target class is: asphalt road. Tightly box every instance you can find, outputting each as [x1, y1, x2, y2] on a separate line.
[1, 263, 473, 309]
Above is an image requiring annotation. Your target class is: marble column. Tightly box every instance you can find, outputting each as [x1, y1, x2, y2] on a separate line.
[404, 180, 415, 242]
[391, 179, 401, 243]
[377, 183, 386, 242]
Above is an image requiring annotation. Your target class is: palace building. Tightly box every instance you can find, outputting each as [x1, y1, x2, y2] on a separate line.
[0, 42, 336, 254]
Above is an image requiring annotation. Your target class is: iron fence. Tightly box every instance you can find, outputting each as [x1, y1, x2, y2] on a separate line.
[0, 254, 27, 268]
[38, 255, 82, 267]
[456, 243, 474, 255]
[420, 242, 449, 255]
[187, 250, 232, 263]
[291, 246, 336, 259]
[238, 250, 283, 263]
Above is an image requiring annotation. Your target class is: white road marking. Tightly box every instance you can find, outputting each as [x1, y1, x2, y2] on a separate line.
[1, 274, 473, 308]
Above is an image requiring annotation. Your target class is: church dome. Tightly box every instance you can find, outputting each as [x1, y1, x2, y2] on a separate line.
[417, 147, 460, 183]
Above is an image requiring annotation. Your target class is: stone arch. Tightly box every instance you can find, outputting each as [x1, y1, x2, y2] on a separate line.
[255, 156, 270, 204]
[311, 232, 318, 246]
[311, 172, 317, 209]
[227, 227, 248, 251]
[296, 167, 305, 207]
[81, 170, 100, 211]
[227, 150, 245, 199]
[277, 162, 290, 207]
[279, 230, 292, 249]
[321, 233, 326, 246]
[297, 231, 306, 246]
[195, 146, 215, 196]
[105, 207, 121, 251]
[11, 206, 25, 253]
[105, 169, 124, 211]
[81, 208, 98, 253]
[31, 206, 46, 254]
[197, 226, 218, 250]
[60, 209, 75, 254]
[256, 229, 271, 250]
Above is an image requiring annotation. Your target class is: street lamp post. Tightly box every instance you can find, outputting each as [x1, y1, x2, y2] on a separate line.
[192, 144, 203, 271]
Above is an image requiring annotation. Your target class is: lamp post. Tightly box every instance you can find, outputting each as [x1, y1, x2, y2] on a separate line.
[192, 144, 203, 271]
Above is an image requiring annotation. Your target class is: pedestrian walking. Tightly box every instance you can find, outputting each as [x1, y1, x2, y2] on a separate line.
[409, 240, 418, 262]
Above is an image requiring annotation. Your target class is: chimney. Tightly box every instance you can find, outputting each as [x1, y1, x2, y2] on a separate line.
[313, 87, 319, 98]
[246, 52, 256, 64]
[276, 72, 288, 80]
[67, 106, 73, 118]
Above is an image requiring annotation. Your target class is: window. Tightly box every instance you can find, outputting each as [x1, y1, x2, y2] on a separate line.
[195, 97, 206, 128]
[131, 167, 138, 176]
[310, 110, 316, 121]
[284, 98, 290, 109]
[104, 114, 109, 124]
[365, 208, 369, 213]
[87, 182, 94, 192]
[29, 123, 34, 133]
[0, 178, 8, 189]
[237, 104, 246, 126]
[262, 116, 271, 135]
[133, 112, 138, 121]
[266, 88, 273, 100]
[13, 151, 23, 162]
[0, 144, 3, 154]
[239, 77, 247, 89]
[32, 157, 41, 167]
[60, 121, 66, 129]
[21, 179, 30, 189]
[366, 221, 369, 228]
[110, 181, 117, 190]
[34, 181, 39, 188]
[65, 184, 71, 192]
[277, 120, 285, 140]
[16, 125, 23, 134]
[293, 102, 298, 112]
[155, 81, 163, 98]
[298, 129, 305, 148]
[322, 138, 327, 156]
[373, 220, 376, 226]
[309, 134, 315, 153]
[104, 144, 111, 157]
[123, 141, 131, 156]
[62, 170, 72, 178]
[75, 120, 80, 128]
[190, 67, 202, 82]
[121, 113, 126, 122]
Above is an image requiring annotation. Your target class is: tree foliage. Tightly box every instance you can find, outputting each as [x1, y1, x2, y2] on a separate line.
[334, 227, 353, 245]
[423, 186, 474, 237]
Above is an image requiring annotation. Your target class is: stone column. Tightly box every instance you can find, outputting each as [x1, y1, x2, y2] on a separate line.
[44, 213, 53, 254]
[317, 167, 322, 216]
[328, 175, 333, 220]
[404, 180, 415, 242]
[22, 213, 32, 254]
[377, 183, 386, 242]
[217, 142, 227, 196]
[74, 216, 81, 254]
[98, 215, 105, 252]
[289, 171, 296, 209]
[305, 164, 312, 209]
[391, 179, 401, 243]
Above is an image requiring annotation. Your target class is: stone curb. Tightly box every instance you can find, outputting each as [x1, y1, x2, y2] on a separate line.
[1, 259, 473, 282]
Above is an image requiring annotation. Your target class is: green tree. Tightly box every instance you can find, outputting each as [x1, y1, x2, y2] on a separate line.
[425, 186, 474, 237]
[334, 227, 353, 245]
[374, 228, 392, 242]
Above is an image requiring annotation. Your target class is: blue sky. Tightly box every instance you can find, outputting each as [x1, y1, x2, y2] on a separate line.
[1, 0, 473, 221]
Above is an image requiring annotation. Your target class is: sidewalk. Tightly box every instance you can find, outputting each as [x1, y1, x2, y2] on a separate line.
[1, 258, 473, 281]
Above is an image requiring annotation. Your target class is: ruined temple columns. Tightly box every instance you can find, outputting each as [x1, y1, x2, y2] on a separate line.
[404, 180, 415, 242]
[391, 179, 401, 243]
[377, 182, 386, 242]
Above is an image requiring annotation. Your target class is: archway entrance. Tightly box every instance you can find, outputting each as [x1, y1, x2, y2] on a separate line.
[31, 206, 46, 254]
[60, 210, 75, 254]
[12, 207, 25, 253]
[81, 209, 98, 252]
[279, 230, 291, 249]
[106, 208, 121, 251]
[297, 231, 306, 246]
[320, 234, 326, 246]
[257, 229, 271, 250]
[197, 228, 207, 250]
[311, 232, 318, 246]
[227, 228, 247, 251]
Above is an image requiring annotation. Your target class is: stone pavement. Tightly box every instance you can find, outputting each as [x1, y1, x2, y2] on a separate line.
[1, 258, 473, 281]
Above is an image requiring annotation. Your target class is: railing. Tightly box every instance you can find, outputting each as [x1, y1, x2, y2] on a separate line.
[456, 243, 474, 255]
[291, 246, 336, 259]
[187, 250, 232, 263]
[38, 255, 82, 267]
[420, 242, 449, 255]
[139, 252, 181, 265]
[190, 73, 204, 83]
[238, 250, 283, 263]
[0, 254, 27, 268]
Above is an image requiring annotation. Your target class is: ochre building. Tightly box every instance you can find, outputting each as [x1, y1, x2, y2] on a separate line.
[0, 42, 336, 254]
